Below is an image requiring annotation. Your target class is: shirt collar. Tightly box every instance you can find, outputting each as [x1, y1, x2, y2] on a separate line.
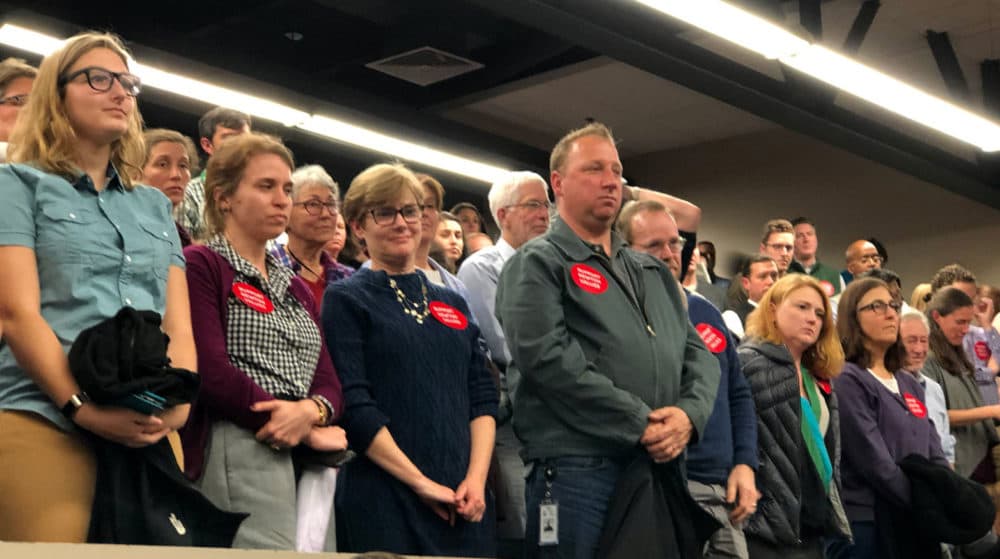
[72, 163, 126, 193]
[209, 235, 295, 299]
[495, 237, 516, 261]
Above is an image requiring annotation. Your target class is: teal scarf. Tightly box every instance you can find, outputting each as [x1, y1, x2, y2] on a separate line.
[800, 367, 833, 491]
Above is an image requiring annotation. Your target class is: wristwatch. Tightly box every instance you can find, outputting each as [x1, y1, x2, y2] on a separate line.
[61, 392, 91, 420]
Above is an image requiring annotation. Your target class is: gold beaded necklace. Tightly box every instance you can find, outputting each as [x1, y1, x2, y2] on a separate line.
[388, 275, 430, 324]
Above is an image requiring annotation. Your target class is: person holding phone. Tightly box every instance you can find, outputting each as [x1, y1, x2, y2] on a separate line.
[0, 32, 195, 542]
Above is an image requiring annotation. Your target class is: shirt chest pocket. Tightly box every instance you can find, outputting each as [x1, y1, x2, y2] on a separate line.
[36, 203, 102, 263]
[135, 220, 174, 280]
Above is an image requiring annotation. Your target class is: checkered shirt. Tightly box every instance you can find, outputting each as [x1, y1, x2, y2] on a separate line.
[208, 236, 331, 412]
[175, 172, 206, 241]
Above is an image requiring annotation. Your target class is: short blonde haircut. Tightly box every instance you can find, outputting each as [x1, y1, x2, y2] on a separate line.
[343, 163, 424, 229]
[0, 57, 36, 92]
[203, 133, 294, 237]
[745, 273, 845, 380]
[8, 32, 144, 188]
[416, 173, 444, 210]
[141, 128, 199, 174]
[549, 122, 615, 174]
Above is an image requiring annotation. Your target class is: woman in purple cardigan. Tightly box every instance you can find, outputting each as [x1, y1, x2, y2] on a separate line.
[181, 133, 345, 549]
[835, 277, 948, 558]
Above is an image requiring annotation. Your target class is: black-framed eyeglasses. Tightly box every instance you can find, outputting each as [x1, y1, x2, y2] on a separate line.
[859, 254, 883, 265]
[506, 200, 551, 212]
[294, 200, 339, 216]
[59, 67, 141, 96]
[0, 94, 28, 107]
[369, 204, 422, 225]
[857, 300, 902, 316]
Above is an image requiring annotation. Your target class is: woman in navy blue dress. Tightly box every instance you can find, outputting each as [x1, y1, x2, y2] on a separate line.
[322, 163, 497, 556]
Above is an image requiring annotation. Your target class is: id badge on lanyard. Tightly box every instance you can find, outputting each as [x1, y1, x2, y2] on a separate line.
[539, 464, 559, 546]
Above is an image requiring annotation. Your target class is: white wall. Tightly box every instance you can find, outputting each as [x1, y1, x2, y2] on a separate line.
[625, 127, 1000, 291]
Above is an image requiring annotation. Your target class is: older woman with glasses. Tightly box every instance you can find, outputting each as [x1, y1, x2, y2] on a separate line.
[834, 278, 947, 558]
[0, 33, 194, 542]
[271, 165, 353, 307]
[322, 163, 497, 556]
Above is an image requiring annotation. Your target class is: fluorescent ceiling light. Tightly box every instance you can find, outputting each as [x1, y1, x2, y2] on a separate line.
[783, 46, 1000, 152]
[635, 0, 808, 59]
[130, 62, 309, 126]
[635, 0, 1000, 152]
[298, 116, 510, 183]
[0, 23, 509, 182]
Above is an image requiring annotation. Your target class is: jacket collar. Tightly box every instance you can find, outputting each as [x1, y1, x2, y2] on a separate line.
[547, 216, 627, 262]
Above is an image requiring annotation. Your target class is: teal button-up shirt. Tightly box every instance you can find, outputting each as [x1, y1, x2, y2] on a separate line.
[0, 163, 183, 429]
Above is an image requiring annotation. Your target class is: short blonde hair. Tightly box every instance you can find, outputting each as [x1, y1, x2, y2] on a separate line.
[0, 57, 36, 93]
[8, 32, 144, 188]
[416, 173, 444, 210]
[141, 128, 199, 174]
[550, 122, 615, 174]
[745, 273, 844, 380]
[343, 163, 424, 228]
[203, 133, 294, 238]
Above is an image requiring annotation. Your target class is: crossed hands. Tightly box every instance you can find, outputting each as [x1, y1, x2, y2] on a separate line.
[640, 406, 692, 463]
[412, 475, 487, 526]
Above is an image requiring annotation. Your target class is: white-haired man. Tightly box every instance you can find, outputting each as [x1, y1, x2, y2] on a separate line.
[458, 170, 551, 550]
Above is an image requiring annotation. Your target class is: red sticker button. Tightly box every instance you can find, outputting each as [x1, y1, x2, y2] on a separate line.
[820, 281, 835, 297]
[232, 282, 274, 313]
[695, 323, 727, 354]
[570, 264, 608, 294]
[975, 341, 992, 361]
[816, 379, 832, 395]
[903, 393, 928, 418]
[429, 301, 468, 330]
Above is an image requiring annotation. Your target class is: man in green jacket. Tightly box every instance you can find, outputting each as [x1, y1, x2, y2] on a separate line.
[496, 122, 719, 559]
[787, 217, 845, 298]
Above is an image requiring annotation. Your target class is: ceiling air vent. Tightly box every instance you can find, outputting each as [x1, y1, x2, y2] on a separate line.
[366, 46, 484, 86]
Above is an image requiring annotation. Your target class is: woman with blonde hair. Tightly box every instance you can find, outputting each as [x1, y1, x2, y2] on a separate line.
[323, 163, 497, 556]
[182, 133, 344, 549]
[911, 283, 932, 312]
[738, 274, 848, 558]
[0, 32, 194, 542]
[140, 128, 198, 246]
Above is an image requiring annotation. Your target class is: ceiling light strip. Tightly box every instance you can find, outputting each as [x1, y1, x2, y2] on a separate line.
[0, 24, 509, 182]
[635, 0, 1000, 152]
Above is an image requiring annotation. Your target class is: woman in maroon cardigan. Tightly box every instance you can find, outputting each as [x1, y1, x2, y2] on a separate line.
[181, 133, 345, 549]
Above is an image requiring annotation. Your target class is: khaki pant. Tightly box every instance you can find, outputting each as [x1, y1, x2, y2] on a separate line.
[0, 410, 96, 542]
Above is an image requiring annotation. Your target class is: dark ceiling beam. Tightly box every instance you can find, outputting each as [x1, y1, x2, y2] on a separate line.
[799, 0, 822, 40]
[843, 1, 880, 54]
[978, 60, 1000, 181]
[926, 30, 972, 103]
[467, 0, 999, 208]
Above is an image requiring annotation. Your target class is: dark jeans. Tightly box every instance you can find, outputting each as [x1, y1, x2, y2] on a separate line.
[845, 521, 877, 559]
[523, 456, 627, 559]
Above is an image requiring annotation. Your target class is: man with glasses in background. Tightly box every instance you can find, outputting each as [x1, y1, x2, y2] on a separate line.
[758, 219, 795, 277]
[457, 170, 550, 558]
[842, 239, 883, 286]
[0, 58, 36, 160]
[619, 199, 759, 559]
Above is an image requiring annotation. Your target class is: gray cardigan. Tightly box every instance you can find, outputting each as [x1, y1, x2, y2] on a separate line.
[921, 353, 999, 478]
